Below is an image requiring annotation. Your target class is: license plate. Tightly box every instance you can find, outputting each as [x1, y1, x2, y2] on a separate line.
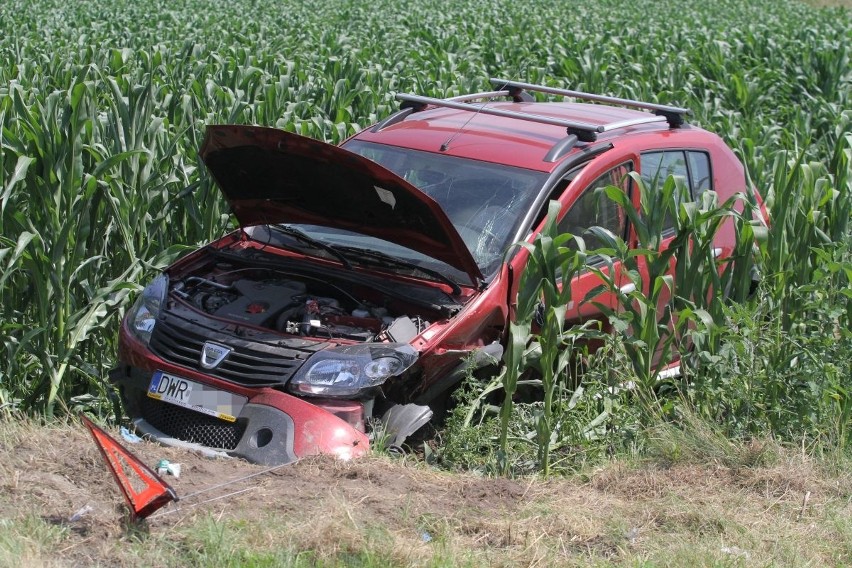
[147, 371, 247, 422]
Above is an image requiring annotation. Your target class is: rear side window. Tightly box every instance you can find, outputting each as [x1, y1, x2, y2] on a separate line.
[640, 150, 713, 231]
[687, 151, 712, 196]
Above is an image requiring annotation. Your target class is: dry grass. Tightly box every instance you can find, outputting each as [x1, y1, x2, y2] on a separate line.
[0, 418, 849, 566]
[807, 0, 851, 7]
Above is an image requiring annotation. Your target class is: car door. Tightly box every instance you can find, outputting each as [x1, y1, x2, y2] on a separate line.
[556, 160, 635, 326]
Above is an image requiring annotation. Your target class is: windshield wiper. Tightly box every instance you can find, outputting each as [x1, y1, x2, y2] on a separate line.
[334, 246, 462, 295]
[270, 225, 352, 270]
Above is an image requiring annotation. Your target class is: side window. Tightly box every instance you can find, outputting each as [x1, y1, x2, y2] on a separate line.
[532, 164, 587, 229]
[687, 151, 712, 196]
[641, 150, 714, 231]
[640, 151, 688, 191]
[558, 162, 632, 262]
[641, 151, 687, 232]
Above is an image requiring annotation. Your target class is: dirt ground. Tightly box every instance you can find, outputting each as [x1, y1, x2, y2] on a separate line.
[1, 419, 850, 567]
[0, 419, 539, 565]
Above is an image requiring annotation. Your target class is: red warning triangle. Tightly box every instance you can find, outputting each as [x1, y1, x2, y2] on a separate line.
[81, 415, 178, 520]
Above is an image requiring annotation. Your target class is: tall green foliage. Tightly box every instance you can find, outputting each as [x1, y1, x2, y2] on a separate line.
[0, 0, 849, 418]
[687, 133, 852, 446]
[497, 201, 599, 475]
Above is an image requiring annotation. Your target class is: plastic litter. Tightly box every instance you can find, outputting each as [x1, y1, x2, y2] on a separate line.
[156, 459, 182, 478]
[120, 426, 143, 444]
[420, 531, 432, 543]
[721, 546, 750, 559]
[68, 504, 93, 522]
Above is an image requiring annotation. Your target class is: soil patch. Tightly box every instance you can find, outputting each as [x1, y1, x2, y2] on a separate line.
[1, 419, 847, 567]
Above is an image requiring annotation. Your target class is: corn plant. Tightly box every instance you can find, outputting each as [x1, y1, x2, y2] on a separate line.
[582, 172, 768, 421]
[0, 0, 849, 428]
[491, 202, 602, 475]
[584, 174, 687, 395]
[687, 136, 852, 443]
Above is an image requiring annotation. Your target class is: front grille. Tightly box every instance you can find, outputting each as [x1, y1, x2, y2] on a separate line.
[149, 312, 324, 386]
[141, 396, 246, 450]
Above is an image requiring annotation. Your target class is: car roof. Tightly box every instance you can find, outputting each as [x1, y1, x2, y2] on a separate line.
[351, 101, 688, 173]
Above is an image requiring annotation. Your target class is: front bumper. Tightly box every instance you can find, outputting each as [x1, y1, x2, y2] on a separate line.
[111, 361, 370, 466]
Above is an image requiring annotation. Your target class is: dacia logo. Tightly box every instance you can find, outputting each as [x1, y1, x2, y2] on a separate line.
[200, 342, 231, 369]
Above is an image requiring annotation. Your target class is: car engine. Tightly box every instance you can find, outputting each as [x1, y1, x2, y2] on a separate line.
[171, 266, 430, 343]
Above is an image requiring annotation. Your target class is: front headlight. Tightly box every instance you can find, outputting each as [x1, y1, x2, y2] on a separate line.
[127, 273, 169, 345]
[289, 343, 418, 398]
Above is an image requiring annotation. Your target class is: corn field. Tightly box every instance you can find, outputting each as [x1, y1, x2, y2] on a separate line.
[0, 0, 850, 424]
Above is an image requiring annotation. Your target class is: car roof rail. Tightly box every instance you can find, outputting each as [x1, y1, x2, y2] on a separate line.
[394, 91, 676, 145]
[396, 93, 607, 142]
[373, 90, 527, 133]
[446, 90, 514, 103]
[489, 78, 691, 128]
[388, 80, 690, 160]
[394, 81, 688, 141]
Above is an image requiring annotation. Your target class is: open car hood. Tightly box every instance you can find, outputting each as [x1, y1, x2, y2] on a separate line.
[200, 125, 484, 286]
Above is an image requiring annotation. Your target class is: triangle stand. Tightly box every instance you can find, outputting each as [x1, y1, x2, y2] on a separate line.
[81, 415, 178, 520]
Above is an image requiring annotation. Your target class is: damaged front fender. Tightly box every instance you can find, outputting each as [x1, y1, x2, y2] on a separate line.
[380, 403, 434, 448]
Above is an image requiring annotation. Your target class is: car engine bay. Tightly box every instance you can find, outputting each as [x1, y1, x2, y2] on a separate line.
[166, 247, 461, 345]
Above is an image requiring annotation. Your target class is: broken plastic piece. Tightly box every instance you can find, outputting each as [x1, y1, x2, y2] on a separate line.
[120, 426, 142, 444]
[381, 403, 433, 447]
[156, 459, 182, 478]
[81, 415, 177, 520]
[68, 504, 93, 522]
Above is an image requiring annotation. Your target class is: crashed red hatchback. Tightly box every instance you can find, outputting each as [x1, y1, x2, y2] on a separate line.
[111, 79, 750, 465]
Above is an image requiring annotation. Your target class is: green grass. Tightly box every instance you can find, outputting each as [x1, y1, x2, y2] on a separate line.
[0, 514, 67, 568]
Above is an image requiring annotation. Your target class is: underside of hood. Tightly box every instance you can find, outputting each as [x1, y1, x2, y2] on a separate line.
[200, 125, 483, 286]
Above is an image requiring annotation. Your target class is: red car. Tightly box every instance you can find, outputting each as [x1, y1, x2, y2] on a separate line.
[111, 79, 749, 465]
